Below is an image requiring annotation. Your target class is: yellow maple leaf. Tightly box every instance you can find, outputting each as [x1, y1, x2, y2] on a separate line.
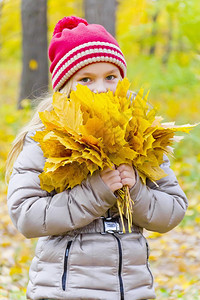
[33, 78, 198, 231]
[115, 77, 130, 98]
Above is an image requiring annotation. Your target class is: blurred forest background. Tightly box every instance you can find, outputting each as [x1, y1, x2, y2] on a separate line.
[0, 0, 200, 299]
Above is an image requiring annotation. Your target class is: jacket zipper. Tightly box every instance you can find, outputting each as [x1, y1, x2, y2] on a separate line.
[113, 234, 124, 300]
[145, 241, 154, 288]
[62, 240, 72, 291]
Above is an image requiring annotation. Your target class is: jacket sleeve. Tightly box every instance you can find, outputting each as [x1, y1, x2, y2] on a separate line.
[7, 133, 117, 238]
[130, 155, 188, 233]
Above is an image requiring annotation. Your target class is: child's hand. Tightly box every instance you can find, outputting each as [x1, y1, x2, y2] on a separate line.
[117, 164, 136, 189]
[100, 166, 123, 193]
[100, 164, 136, 193]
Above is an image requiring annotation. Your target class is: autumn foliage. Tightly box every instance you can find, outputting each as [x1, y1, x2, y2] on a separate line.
[33, 78, 196, 232]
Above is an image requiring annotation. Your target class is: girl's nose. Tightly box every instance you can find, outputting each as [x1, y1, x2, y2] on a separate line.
[93, 81, 107, 94]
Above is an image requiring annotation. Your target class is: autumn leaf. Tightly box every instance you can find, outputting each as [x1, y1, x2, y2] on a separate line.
[29, 59, 38, 70]
[33, 78, 197, 231]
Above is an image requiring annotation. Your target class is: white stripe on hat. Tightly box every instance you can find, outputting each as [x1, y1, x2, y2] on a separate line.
[52, 41, 126, 77]
[53, 56, 126, 91]
[52, 47, 126, 84]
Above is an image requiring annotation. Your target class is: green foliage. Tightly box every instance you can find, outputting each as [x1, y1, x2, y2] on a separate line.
[117, 0, 200, 76]
[127, 56, 198, 93]
[178, 0, 200, 51]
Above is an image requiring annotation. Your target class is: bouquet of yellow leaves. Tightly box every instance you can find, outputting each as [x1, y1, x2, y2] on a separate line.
[33, 78, 195, 232]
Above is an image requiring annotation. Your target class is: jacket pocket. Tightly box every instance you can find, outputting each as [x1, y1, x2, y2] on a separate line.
[62, 240, 72, 291]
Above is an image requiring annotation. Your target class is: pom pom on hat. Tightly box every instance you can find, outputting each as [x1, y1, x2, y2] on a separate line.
[53, 16, 88, 35]
[49, 16, 127, 91]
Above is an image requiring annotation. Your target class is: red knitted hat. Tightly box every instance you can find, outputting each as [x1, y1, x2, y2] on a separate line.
[49, 16, 127, 91]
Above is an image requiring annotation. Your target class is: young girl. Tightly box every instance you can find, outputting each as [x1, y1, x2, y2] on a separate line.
[6, 16, 188, 300]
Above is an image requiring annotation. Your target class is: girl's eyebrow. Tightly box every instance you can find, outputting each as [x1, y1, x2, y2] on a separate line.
[77, 72, 94, 77]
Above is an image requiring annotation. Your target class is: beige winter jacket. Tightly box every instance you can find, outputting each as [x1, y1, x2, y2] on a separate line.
[7, 133, 188, 300]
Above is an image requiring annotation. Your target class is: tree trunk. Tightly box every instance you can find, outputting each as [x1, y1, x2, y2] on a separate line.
[162, 15, 173, 65]
[84, 0, 117, 37]
[149, 11, 159, 56]
[18, 0, 48, 108]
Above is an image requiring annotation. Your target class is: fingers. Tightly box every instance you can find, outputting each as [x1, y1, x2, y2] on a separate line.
[100, 164, 136, 192]
[110, 181, 123, 193]
[100, 167, 123, 193]
[117, 163, 133, 173]
[117, 164, 136, 189]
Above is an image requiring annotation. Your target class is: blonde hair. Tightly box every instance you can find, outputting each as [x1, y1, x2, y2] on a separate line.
[5, 80, 72, 182]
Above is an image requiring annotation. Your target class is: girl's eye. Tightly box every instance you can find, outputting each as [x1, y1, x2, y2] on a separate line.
[106, 75, 115, 80]
[79, 77, 91, 83]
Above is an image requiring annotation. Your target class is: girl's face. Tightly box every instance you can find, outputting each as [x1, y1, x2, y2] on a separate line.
[71, 62, 121, 93]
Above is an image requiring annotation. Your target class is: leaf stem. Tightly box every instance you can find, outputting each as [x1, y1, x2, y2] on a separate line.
[116, 186, 134, 233]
